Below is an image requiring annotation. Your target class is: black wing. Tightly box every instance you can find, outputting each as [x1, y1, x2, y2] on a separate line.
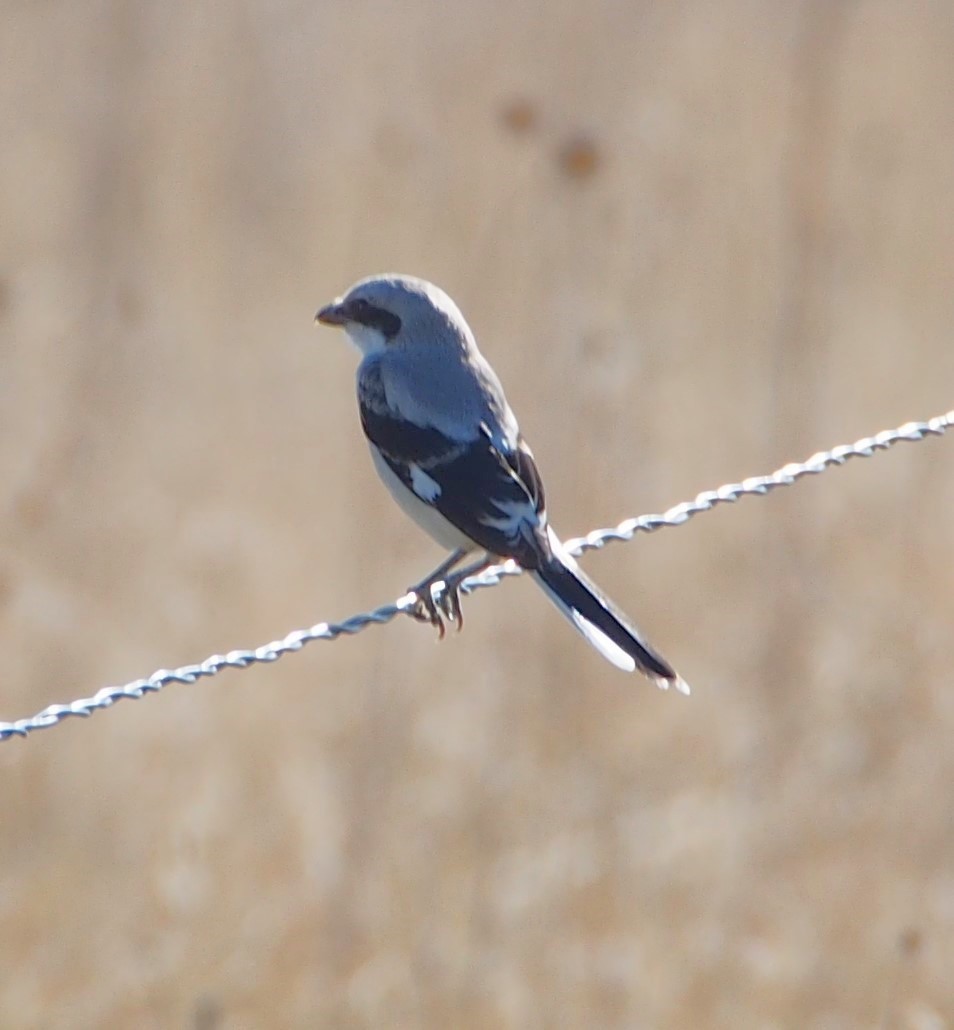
[358, 366, 547, 565]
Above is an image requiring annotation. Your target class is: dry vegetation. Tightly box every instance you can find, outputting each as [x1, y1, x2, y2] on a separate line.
[2, 2, 954, 1027]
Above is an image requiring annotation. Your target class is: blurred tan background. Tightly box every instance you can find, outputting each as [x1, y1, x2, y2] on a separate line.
[2, 1, 954, 1027]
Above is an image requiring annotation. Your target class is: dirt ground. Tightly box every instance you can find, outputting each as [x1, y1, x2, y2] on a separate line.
[2, 2, 953, 1027]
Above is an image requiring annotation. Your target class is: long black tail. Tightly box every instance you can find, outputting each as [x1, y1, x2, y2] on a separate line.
[530, 530, 688, 693]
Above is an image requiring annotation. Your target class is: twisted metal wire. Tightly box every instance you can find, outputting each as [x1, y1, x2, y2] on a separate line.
[2, 408, 951, 742]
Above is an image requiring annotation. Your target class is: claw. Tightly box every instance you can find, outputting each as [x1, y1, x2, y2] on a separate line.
[408, 586, 446, 639]
[436, 581, 464, 631]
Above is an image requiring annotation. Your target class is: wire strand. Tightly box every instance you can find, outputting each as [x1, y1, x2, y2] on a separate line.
[2, 408, 951, 742]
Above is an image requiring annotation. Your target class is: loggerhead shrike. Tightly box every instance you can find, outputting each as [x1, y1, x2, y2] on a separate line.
[316, 274, 687, 693]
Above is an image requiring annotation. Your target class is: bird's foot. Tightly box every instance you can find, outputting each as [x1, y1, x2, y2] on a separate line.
[407, 585, 446, 638]
[406, 578, 465, 638]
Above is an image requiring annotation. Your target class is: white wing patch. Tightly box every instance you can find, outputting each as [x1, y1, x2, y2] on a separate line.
[478, 497, 539, 534]
[409, 463, 442, 502]
[479, 504, 534, 529]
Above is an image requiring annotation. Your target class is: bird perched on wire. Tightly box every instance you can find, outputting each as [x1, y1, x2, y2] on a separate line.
[316, 274, 688, 693]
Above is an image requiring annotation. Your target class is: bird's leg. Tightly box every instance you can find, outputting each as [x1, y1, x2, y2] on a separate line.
[435, 553, 498, 632]
[405, 548, 469, 638]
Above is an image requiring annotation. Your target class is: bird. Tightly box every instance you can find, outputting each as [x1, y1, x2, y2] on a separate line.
[315, 274, 688, 693]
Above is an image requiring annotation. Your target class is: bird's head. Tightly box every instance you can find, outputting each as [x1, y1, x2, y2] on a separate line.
[315, 274, 471, 356]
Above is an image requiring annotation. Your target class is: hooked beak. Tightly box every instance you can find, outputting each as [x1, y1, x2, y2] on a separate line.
[315, 300, 349, 326]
